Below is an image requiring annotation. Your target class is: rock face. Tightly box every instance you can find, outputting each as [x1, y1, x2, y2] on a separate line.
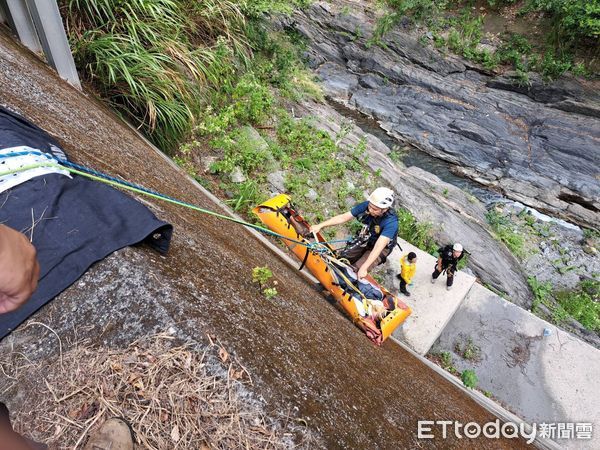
[286, 1, 600, 229]
[296, 100, 533, 307]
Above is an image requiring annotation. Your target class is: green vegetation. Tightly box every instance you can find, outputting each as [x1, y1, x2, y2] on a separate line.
[387, 145, 408, 163]
[555, 279, 600, 332]
[62, 0, 319, 151]
[431, 350, 459, 375]
[440, 350, 453, 368]
[376, 0, 598, 80]
[63, 0, 249, 151]
[454, 336, 481, 361]
[521, 0, 600, 42]
[396, 209, 438, 254]
[461, 369, 478, 389]
[583, 228, 600, 241]
[529, 276, 599, 332]
[262, 287, 279, 299]
[457, 252, 469, 270]
[252, 266, 279, 298]
[225, 179, 265, 212]
[252, 266, 273, 288]
[529, 275, 551, 300]
[485, 208, 526, 259]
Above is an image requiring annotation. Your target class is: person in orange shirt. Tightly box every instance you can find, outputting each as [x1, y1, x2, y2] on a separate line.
[396, 252, 417, 297]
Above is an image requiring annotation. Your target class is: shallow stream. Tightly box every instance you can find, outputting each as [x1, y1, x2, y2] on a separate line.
[330, 100, 505, 205]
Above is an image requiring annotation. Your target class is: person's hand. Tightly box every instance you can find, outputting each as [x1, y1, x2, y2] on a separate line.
[309, 224, 322, 234]
[357, 265, 368, 280]
[0, 225, 40, 314]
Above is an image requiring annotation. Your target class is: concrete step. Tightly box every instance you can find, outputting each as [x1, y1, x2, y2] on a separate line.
[388, 238, 475, 355]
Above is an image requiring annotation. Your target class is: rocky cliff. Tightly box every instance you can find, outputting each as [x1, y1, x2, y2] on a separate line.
[286, 0, 600, 230]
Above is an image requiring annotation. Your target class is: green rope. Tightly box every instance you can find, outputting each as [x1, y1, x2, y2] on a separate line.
[2, 162, 373, 305]
[0, 162, 313, 248]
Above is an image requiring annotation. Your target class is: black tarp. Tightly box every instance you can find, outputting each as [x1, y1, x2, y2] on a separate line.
[0, 106, 172, 339]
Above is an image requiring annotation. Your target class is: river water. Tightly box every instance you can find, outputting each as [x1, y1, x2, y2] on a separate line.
[330, 100, 505, 205]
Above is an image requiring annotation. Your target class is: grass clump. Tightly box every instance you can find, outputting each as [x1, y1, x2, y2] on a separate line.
[396, 208, 438, 254]
[63, 0, 249, 152]
[429, 350, 459, 375]
[529, 275, 554, 313]
[486, 208, 526, 259]
[461, 369, 478, 389]
[555, 279, 600, 332]
[455, 336, 481, 361]
[440, 351, 453, 369]
[528, 276, 600, 331]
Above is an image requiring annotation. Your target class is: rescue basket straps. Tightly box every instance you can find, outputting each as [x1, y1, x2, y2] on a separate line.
[0, 151, 347, 255]
[320, 253, 372, 313]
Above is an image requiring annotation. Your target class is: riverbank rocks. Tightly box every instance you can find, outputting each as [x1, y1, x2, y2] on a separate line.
[296, 99, 532, 307]
[286, 0, 600, 229]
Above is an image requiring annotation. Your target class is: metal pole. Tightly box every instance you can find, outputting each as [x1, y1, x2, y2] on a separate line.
[4, 0, 41, 53]
[24, 0, 81, 89]
[0, 0, 9, 25]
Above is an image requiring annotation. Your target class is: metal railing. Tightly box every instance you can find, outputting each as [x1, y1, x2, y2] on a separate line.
[0, 0, 80, 89]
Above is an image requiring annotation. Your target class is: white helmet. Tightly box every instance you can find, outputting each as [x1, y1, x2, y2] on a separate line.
[453, 243, 463, 252]
[368, 187, 395, 208]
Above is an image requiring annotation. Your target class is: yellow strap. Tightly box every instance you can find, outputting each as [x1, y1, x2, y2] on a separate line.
[321, 253, 369, 303]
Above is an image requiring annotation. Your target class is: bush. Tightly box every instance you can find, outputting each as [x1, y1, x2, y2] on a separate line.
[64, 0, 248, 151]
[525, 0, 600, 41]
[225, 179, 267, 214]
[461, 369, 478, 389]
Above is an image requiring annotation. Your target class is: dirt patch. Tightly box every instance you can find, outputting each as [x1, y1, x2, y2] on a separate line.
[1, 332, 315, 449]
[503, 333, 542, 382]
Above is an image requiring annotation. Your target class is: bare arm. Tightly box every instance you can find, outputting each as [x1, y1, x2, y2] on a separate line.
[310, 211, 354, 234]
[356, 235, 390, 279]
[0, 225, 40, 314]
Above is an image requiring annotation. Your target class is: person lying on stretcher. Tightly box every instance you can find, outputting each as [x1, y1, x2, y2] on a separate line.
[337, 263, 396, 321]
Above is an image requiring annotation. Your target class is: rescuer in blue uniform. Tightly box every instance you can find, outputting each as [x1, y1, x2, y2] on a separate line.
[310, 187, 398, 280]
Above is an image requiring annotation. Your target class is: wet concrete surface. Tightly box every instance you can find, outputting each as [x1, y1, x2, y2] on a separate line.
[0, 29, 531, 448]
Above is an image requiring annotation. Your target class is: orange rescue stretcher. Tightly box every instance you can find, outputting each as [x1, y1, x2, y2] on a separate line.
[253, 194, 411, 345]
